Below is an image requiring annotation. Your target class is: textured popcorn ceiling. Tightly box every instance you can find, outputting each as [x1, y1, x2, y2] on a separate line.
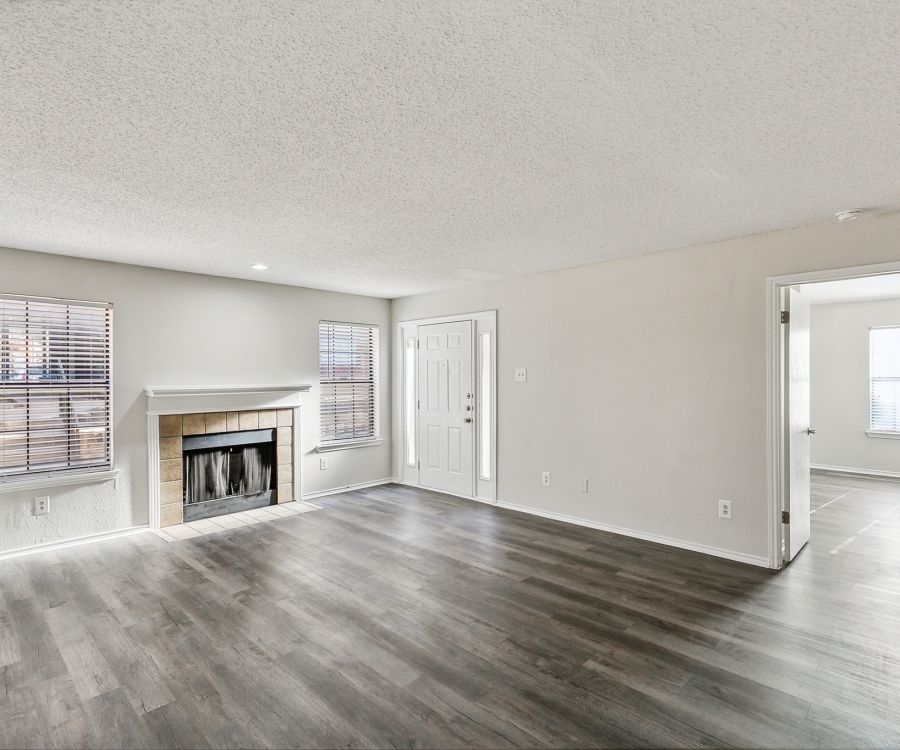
[1, 2, 899, 298]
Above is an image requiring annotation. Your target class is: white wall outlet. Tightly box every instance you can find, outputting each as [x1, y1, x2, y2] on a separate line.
[34, 496, 50, 516]
[514, 368, 528, 383]
[319, 456, 328, 470]
[579, 478, 589, 493]
[541, 471, 551, 487]
[718, 499, 733, 519]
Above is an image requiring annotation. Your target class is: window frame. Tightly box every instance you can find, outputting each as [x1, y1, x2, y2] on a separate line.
[0, 293, 114, 486]
[868, 325, 900, 436]
[318, 320, 380, 448]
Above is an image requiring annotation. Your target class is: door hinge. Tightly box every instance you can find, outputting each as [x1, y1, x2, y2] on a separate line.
[417, 400, 420, 410]
[417, 339, 420, 349]
[781, 310, 790, 324]
[417, 460, 420, 469]
[782, 510, 790, 524]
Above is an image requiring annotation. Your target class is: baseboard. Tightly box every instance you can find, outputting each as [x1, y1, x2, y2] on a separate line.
[811, 463, 900, 480]
[496, 501, 771, 568]
[0, 524, 150, 561]
[301, 477, 394, 501]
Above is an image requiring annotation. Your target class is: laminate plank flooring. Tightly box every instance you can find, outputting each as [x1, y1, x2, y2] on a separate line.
[2, 476, 900, 748]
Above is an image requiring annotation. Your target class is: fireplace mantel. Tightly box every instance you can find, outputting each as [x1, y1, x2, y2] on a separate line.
[145, 384, 312, 416]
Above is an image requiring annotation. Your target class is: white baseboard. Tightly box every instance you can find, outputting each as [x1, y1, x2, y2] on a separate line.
[811, 463, 900, 480]
[0, 525, 150, 561]
[301, 477, 394, 501]
[497, 501, 771, 568]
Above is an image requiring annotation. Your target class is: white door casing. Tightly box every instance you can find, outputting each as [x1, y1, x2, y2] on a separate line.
[784, 287, 812, 561]
[417, 320, 474, 496]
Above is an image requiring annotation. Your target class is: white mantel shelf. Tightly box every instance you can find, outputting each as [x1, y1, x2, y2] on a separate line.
[145, 384, 312, 416]
[144, 384, 312, 398]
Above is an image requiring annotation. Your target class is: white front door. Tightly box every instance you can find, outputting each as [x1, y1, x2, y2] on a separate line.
[784, 287, 812, 562]
[418, 320, 474, 496]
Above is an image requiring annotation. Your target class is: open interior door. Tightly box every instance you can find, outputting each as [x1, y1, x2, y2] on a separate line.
[783, 286, 812, 562]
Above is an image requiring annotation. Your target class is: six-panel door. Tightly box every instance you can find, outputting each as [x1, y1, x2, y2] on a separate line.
[417, 320, 474, 495]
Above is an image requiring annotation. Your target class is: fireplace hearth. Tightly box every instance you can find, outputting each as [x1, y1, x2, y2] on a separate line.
[182, 428, 276, 522]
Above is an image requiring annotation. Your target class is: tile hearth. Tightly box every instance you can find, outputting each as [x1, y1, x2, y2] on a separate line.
[152, 499, 323, 542]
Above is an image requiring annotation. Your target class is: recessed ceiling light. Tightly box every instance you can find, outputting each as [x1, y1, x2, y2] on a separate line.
[250, 263, 268, 270]
[835, 209, 864, 222]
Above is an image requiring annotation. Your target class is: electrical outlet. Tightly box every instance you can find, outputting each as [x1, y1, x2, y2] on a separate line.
[718, 499, 733, 519]
[34, 496, 50, 516]
[541, 471, 551, 487]
[579, 478, 589, 492]
[514, 368, 528, 383]
[319, 457, 328, 470]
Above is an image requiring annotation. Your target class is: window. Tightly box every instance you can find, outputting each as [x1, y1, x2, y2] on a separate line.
[404, 336, 416, 466]
[0, 295, 112, 480]
[319, 322, 379, 444]
[870, 326, 900, 433]
[478, 331, 491, 480]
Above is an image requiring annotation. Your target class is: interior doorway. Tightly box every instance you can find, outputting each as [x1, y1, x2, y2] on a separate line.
[397, 311, 497, 503]
[769, 262, 900, 567]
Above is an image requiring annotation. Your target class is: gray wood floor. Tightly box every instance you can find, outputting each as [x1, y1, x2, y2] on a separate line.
[2, 476, 900, 749]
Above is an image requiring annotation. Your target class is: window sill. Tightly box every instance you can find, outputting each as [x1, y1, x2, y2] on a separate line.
[866, 431, 900, 440]
[316, 439, 383, 453]
[0, 468, 120, 495]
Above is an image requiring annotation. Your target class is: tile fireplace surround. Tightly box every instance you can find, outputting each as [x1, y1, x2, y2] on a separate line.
[145, 385, 311, 529]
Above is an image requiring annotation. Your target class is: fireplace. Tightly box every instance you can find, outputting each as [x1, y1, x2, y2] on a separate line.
[145, 385, 310, 529]
[182, 428, 277, 522]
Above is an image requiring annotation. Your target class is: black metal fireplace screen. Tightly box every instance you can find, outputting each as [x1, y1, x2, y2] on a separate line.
[182, 428, 276, 522]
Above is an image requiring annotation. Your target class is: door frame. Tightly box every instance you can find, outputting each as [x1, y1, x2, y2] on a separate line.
[396, 310, 497, 503]
[767, 259, 900, 568]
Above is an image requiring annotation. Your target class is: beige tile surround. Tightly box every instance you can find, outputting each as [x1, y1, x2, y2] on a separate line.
[159, 408, 294, 528]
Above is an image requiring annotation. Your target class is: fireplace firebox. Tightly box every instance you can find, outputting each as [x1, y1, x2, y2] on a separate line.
[182, 428, 277, 522]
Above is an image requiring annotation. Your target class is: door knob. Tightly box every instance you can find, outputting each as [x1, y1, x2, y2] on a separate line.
[806, 428, 816, 435]
[464, 417, 472, 423]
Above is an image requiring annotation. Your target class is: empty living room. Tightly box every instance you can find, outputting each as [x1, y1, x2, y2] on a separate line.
[3, 2, 900, 748]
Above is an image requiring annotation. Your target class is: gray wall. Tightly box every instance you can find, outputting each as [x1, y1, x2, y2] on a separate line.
[0, 246, 391, 553]
[392, 214, 900, 565]
[811, 297, 900, 475]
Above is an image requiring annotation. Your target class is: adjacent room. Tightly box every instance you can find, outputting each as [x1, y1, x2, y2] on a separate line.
[783, 274, 900, 567]
[2, 2, 900, 748]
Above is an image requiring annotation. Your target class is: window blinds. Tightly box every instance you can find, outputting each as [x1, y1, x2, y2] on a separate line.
[0, 295, 112, 479]
[870, 326, 900, 433]
[319, 322, 378, 443]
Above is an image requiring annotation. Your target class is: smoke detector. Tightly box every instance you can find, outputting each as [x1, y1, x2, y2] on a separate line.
[835, 209, 865, 222]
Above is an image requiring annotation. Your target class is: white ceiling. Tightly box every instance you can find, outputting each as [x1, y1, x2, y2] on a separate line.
[801, 274, 900, 306]
[2, 2, 899, 298]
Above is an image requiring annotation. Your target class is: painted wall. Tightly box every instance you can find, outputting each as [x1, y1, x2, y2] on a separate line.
[811, 297, 900, 475]
[0, 246, 391, 553]
[392, 215, 900, 567]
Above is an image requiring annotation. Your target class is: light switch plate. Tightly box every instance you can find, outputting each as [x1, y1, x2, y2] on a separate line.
[514, 368, 527, 383]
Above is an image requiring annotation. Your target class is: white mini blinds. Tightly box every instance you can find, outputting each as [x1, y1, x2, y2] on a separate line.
[0, 295, 112, 480]
[319, 322, 379, 443]
[870, 326, 900, 433]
